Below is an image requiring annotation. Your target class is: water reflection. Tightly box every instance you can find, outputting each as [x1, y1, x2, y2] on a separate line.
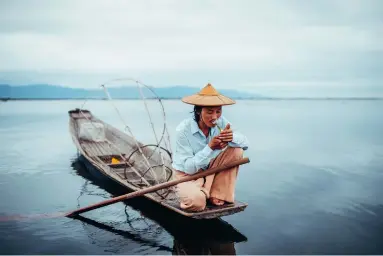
[172, 239, 236, 255]
[73, 214, 173, 252]
[70, 157, 247, 255]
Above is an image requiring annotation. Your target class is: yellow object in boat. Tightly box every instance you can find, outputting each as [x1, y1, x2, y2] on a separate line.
[111, 157, 120, 164]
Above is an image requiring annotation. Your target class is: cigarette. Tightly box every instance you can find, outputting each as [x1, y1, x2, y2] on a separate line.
[212, 120, 223, 132]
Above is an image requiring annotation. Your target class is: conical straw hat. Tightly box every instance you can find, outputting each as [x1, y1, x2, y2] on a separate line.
[181, 83, 236, 106]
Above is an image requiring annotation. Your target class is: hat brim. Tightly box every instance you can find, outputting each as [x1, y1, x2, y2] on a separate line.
[182, 95, 236, 106]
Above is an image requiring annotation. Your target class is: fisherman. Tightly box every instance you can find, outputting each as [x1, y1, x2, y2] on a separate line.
[172, 83, 249, 212]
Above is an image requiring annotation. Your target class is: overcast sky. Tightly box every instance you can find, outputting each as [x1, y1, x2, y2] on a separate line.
[0, 0, 382, 96]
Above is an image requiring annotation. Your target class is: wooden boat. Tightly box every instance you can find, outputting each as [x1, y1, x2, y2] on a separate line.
[68, 108, 247, 219]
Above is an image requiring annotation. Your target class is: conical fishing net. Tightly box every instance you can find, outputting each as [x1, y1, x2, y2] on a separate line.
[69, 78, 175, 200]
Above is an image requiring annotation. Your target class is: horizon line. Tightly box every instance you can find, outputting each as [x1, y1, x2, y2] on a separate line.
[2, 97, 383, 101]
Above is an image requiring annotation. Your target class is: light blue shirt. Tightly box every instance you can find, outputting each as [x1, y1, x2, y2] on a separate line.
[172, 116, 249, 175]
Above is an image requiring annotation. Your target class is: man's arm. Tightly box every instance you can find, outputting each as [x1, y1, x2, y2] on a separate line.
[171, 130, 216, 175]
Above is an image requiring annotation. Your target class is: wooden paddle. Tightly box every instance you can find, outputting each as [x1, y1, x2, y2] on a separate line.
[65, 157, 250, 217]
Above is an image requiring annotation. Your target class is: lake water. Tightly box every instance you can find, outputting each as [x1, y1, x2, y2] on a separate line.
[0, 99, 382, 254]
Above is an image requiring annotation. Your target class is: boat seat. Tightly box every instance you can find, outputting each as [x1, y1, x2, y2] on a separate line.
[107, 162, 134, 168]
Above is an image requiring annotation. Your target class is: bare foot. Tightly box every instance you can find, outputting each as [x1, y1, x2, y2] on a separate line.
[210, 197, 225, 206]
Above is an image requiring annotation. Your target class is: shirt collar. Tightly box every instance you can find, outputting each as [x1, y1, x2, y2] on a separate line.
[190, 119, 200, 135]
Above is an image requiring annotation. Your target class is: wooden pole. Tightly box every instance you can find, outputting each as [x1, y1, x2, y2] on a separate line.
[66, 157, 250, 217]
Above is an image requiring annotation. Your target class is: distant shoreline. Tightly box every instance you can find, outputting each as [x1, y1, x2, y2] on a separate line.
[2, 97, 383, 101]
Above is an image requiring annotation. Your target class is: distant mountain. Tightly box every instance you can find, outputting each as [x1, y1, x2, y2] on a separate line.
[0, 84, 260, 99]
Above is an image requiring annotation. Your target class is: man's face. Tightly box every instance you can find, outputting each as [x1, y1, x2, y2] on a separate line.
[200, 106, 222, 128]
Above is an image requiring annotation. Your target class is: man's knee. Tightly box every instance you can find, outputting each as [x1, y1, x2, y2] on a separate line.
[191, 191, 207, 211]
[228, 147, 243, 160]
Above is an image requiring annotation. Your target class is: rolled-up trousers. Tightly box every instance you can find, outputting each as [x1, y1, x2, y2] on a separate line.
[174, 147, 243, 212]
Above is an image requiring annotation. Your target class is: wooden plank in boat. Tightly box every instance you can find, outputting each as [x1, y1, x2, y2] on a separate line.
[107, 162, 134, 168]
[89, 142, 102, 156]
[80, 142, 96, 156]
[80, 141, 124, 157]
[111, 167, 136, 176]
[70, 112, 92, 119]
[111, 167, 158, 186]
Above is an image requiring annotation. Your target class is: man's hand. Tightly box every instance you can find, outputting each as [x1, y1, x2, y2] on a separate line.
[209, 123, 234, 150]
[208, 136, 222, 150]
[218, 123, 233, 142]
[208, 136, 227, 150]
[219, 141, 228, 149]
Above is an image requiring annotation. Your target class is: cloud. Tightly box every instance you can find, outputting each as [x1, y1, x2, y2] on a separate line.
[0, 0, 382, 95]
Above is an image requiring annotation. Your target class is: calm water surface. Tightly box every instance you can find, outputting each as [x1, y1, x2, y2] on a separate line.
[0, 99, 382, 254]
